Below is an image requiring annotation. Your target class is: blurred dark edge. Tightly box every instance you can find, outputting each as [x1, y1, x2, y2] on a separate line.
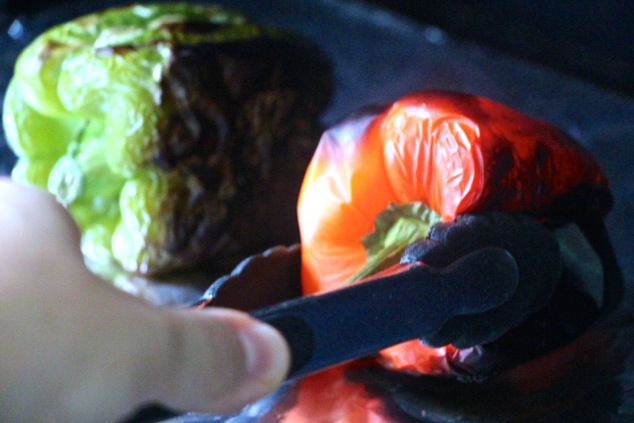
[366, 0, 634, 99]
[2, 0, 633, 98]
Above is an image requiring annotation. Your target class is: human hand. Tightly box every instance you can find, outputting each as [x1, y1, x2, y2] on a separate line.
[0, 179, 290, 423]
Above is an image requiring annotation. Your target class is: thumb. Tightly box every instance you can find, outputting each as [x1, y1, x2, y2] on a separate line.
[0, 179, 290, 422]
[30, 279, 292, 423]
[147, 307, 290, 415]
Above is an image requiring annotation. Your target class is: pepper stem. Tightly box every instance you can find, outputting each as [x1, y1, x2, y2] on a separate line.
[348, 202, 441, 283]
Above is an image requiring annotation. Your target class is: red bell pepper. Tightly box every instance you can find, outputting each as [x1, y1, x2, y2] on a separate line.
[287, 90, 612, 422]
[298, 90, 608, 295]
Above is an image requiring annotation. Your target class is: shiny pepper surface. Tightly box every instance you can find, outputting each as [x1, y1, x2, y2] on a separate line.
[298, 90, 609, 295]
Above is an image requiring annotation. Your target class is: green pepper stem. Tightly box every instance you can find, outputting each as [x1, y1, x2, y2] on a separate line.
[348, 202, 441, 283]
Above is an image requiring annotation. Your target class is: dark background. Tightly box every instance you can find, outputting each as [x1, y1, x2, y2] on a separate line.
[1, 0, 633, 98]
[367, 0, 634, 98]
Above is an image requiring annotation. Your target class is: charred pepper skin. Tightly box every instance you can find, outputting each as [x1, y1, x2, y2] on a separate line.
[3, 4, 332, 277]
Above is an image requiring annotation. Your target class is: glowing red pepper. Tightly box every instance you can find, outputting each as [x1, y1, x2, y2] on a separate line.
[298, 90, 609, 295]
[298, 91, 609, 390]
[287, 91, 611, 422]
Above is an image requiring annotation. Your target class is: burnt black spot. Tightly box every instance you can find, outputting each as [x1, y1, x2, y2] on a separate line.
[159, 20, 227, 34]
[472, 143, 516, 212]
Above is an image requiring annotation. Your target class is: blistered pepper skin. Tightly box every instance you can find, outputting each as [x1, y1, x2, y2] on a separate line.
[4, 4, 332, 277]
[298, 90, 610, 295]
[384, 92, 609, 219]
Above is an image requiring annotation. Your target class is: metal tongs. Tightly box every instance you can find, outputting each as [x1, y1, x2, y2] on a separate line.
[248, 246, 518, 380]
[127, 247, 518, 422]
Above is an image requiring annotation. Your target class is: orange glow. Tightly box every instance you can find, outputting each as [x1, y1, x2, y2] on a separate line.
[298, 116, 398, 294]
[281, 364, 389, 422]
[378, 341, 450, 375]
